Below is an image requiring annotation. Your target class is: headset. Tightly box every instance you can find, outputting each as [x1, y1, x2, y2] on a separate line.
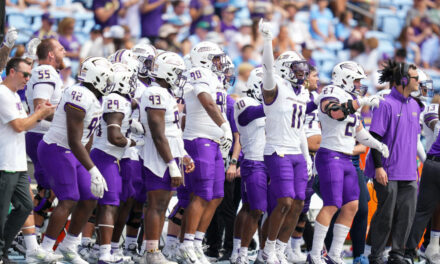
[397, 62, 410, 87]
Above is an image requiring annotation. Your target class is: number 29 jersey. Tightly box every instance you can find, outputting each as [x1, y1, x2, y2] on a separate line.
[263, 75, 310, 156]
[317, 85, 360, 154]
[43, 84, 103, 149]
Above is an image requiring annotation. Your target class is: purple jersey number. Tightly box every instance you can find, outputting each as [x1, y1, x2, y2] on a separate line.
[237, 99, 246, 110]
[107, 99, 120, 110]
[38, 70, 50, 79]
[148, 95, 161, 105]
[291, 103, 304, 129]
[308, 112, 317, 129]
[216, 92, 226, 113]
[71, 91, 83, 102]
[344, 114, 357, 137]
[190, 70, 202, 80]
[87, 117, 100, 138]
[173, 111, 180, 128]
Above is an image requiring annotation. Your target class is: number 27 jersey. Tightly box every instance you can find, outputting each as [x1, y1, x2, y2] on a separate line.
[317, 85, 360, 154]
[43, 84, 103, 149]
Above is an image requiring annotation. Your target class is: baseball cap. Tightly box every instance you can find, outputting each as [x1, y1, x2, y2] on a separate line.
[103, 25, 125, 39]
[42, 13, 55, 24]
[159, 24, 178, 38]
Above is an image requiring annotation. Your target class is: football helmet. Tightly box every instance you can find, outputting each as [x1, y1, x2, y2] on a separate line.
[411, 68, 434, 100]
[274, 51, 309, 85]
[78, 57, 114, 96]
[190, 41, 227, 76]
[332, 61, 368, 96]
[244, 67, 263, 103]
[150, 51, 186, 94]
[111, 63, 137, 96]
[223, 55, 236, 90]
[132, 43, 157, 78]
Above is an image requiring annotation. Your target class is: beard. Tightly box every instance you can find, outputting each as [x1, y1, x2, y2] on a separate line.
[56, 56, 66, 71]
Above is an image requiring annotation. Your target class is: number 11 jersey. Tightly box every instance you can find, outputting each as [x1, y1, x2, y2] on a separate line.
[43, 84, 104, 149]
[317, 85, 360, 154]
[263, 75, 310, 156]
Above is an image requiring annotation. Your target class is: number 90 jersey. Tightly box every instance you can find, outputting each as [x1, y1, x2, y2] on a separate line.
[318, 85, 360, 154]
[92, 93, 132, 160]
[43, 84, 103, 149]
[183, 67, 226, 141]
[263, 75, 310, 155]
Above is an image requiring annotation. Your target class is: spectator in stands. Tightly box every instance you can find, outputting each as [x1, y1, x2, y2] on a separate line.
[421, 22, 440, 69]
[140, 0, 166, 43]
[33, 13, 57, 40]
[24, 0, 50, 9]
[220, 6, 238, 42]
[121, 25, 135, 49]
[232, 62, 254, 95]
[354, 37, 379, 76]
[285, 3, 312, 47]
[6, 0, 26, 9]
[188, 21, 210, 47]
[79, 25, 104, 61]
[396, 26, 421, 65]
[103, 25, 125, 56]
[156, 24, 181, 53]
[166, 0, 191, 27]
[232, 44, 259, 69]
[226, 19, 253, 60]
[57, 17, 81, 62]
[406, 0, 429, 26]
[272, 24, 297, 58]
[93, 0, 122, 28]
[310, 0, 336, 42]
[248, 0, 271, 19]
[427, 0, 440, 26]
[118, 0, 141, 38]
[189, 0, 215, 35]
[335, 11, 353, 43]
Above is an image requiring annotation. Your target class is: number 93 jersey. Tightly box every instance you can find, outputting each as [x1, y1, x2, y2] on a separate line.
[263, 75, 310, 155]
[43, 84, 104, 149]
[93, 93, 132, 160]
[317, 85, 360, 154]
[183, 67, 226, 141]
[25, 64, 63, 133]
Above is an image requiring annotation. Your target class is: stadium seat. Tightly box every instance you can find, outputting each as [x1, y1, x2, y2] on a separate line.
[6, 8, 28, 30]
[295, 11, 310, 24]
[312, 50, 336, 83]
[375, 8, 396, 29]
[381, 16, 403, 39]
[74, 12, 95, 33]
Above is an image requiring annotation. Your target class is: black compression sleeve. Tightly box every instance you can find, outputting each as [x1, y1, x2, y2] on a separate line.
[370, 131, 384, 168]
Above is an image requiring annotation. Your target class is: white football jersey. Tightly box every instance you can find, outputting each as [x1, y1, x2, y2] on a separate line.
[183, 67, 227, 141]
[25, 64, 63, 133]
[263, 75, 310, 155]
[234, 97, 265, 161]
[305, 110, 321, 138]
[92, 93, 132, 159]
[139, 84, 185, 177]
[43, 84, 103, 149]
[122, 80, 147, 161]
[423, 103, 439, 151]
[318, 85, 360, 154]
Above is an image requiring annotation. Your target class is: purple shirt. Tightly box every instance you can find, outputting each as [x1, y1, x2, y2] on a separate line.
[220, 22, 238, 33]
[58, 35, 81, 54]
[93, 0, 121, 28]
[364, 87, 422, 181]
[141, 0, 165, 38]
[189, 0, 215, 34]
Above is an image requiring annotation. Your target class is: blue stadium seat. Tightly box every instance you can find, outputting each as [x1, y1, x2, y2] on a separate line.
[392, 0, 413, 10]
[50, 10, 69, 24]
[365, 31, 393, 42]
[375, 8, 396, 29]
[295, 11, 310, 24]
[6, 7, 28, 29]
[312, 50, 336, 83]
[324, 41, 343, 56]
[74, 12, 95, 33]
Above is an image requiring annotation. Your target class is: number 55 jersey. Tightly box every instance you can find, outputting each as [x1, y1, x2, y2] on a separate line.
[43, 84, 104, 148]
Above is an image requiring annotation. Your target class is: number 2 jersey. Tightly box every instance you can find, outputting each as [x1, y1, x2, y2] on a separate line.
[318, 85, 360, 154]
[92, 93, 132, 160]
[43, 84, 103, 149]
[25, 64, 64, 133]
[263, 75, 310, 155]
[183, 67, 227, 142]
[139, 84, 186, 177]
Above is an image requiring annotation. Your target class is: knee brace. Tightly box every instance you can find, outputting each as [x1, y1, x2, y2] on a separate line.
[170, 207, 185, 226]
[126, 210, 143, 229]
[298, 212, 308, 223]
[33, 193, 52, 218]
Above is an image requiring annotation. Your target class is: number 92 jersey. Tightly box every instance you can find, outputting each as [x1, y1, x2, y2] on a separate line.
[43, 84, 103, 149]
[317, 85, 360, 154]
[263, 75, 310, 155]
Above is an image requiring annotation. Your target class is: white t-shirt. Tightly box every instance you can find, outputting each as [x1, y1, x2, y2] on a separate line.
[318, 85, 360, 154]
[263, 75, 310, 155]
[93, 93, 132, 160]
[25, 64, 63, 134]
[0, 85, 28, 171]
[44, 84, 103, 149]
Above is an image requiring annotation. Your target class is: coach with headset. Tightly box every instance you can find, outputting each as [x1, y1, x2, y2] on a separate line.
[364, 61, 422, 264]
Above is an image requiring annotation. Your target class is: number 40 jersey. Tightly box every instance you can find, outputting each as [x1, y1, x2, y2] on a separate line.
[317, 85, 360, 154]
[43, 84, 103, 149]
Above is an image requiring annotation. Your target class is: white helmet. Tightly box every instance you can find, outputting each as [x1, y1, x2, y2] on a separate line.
[109, 49, 137, 66]
[274, 51, 309, 85]
[150, 51, 186, 93]
[190, 41, 227, 76]
[223, 55, 236, 90]
[244, 67, 263, 103]
[78, 57, 114, 95]
[332, 61, 367, 96]
[411, 68, 434, 100]
[132, 43, 157, 78]
[111, 63, 137, 96]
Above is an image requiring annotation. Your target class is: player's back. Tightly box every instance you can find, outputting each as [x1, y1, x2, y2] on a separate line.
[44, 84, 103, 149]
[318, 85, 359, 154]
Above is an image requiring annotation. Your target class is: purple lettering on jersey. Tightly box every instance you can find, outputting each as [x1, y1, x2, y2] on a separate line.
[87, 117, 100, 138]
[173, 111, 180, 128]
[37, 70, 50, 79]
[237, 100, 246, 110]
[216, 92, 226, 113]
[291, 104, 304, 129]
[344, 114, 357, 136]
[308, 112, 316, 129]
[148, 95, 161, 105]
[107, 99, 120, 110]
[322, 87, 334, 95]
[16, 102, 22, 111]
[190, 70, 202, 80]
[71, 91, 83, 102]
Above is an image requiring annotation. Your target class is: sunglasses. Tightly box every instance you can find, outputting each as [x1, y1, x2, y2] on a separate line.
[15, 70, 32, 78]
[409, 75, 419, 81]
